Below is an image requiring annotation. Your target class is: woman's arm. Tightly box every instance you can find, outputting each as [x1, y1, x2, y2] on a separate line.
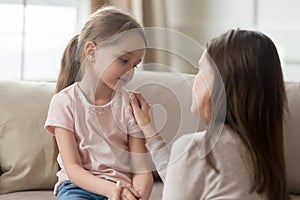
[130, 93, 171, 182]
[129, 135, 153, 200]
[161, 136, 206, 199]
[55, 127, 141, 200]
[145, 134, 170, 182]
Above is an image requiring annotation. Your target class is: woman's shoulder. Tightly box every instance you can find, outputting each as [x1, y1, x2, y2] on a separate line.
[170, 131, 207, 162]
[218, 125, 245, 147]
[170, 125, 245, 160]
[173, 131, 206, 148]
[211, 125, 251, 168]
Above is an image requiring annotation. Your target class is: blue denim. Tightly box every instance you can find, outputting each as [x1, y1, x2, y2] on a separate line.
[57, 181, 108, 200]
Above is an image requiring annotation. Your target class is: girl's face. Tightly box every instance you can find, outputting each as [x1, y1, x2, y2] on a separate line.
[191, 52, 214, 123]
[94, 32, 145, 90]
[100, 48, 144, 90]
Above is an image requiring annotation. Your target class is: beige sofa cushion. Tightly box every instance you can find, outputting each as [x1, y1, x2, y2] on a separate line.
[0, 81, 58, 194]
[284, 82, 300, 194]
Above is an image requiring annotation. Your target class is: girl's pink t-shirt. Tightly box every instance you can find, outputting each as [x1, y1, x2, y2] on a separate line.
[44, 82, 142, 194]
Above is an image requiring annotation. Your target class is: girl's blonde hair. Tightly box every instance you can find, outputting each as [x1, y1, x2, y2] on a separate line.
[55, 6, 145, 93]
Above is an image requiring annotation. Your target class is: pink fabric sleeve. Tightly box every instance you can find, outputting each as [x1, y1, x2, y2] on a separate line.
[44, 93, 74, 135]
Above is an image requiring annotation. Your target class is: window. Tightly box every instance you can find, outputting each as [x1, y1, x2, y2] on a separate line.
[256, 0, 300, 81]
[0, 0, 90, 81]
[164, 0, 300, 80]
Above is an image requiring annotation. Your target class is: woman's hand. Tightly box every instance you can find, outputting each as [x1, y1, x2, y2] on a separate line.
[130, 92, 157, 139]
[130, 93, 152, 127]
[109, 184, 142, 200]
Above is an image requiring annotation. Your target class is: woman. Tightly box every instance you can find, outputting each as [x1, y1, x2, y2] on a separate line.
[116, 29, 290, 199]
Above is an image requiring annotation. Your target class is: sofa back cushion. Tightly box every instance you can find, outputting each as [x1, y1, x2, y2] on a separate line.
[284, 82, 300, 194]
[0, 81, 58, 194]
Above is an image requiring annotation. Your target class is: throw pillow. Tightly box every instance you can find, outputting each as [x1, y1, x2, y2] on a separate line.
[0, 81, 58, 194]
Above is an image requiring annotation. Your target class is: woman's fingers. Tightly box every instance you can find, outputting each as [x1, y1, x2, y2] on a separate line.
[130, 94, 140, 110]
[130, 93, 152, 127]
[132, 93, 151, 111]
[134, 93, 148, 106]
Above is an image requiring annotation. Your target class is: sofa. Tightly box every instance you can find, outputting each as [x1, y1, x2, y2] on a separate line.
[0, 70, 299, 199]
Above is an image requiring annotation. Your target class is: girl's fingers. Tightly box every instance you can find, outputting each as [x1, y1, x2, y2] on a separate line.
[121, 184, 141, 200]
[110, 185, 122, 200]
[126, 187, 141, 198]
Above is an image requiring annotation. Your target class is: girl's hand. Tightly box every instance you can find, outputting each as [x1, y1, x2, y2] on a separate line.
[109, 184, 142, 200]
[130, 93, 152, 127]
[110, 184, 122, 200]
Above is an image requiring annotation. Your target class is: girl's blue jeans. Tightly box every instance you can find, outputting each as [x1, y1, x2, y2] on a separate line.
[57, 181, 108, 200]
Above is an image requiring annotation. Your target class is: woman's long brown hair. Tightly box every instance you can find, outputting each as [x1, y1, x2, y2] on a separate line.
[206, 29, 290, 200]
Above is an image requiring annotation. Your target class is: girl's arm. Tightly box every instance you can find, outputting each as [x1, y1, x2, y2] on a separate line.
[129, 135, 154, 200]
[55, 127, 141, 200]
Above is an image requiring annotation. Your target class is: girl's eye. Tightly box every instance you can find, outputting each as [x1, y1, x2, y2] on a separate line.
[120, 57, 128, 64]
[133, 64, 138, 68]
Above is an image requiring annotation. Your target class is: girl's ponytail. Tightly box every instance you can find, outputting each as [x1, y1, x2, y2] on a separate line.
[56, 34, 81, 93]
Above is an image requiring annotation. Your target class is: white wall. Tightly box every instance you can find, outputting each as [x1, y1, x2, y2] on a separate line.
[165, 0, 300, 81]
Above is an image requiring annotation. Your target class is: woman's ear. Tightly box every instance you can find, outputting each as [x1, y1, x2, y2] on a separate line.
[84, 41, 97, 63]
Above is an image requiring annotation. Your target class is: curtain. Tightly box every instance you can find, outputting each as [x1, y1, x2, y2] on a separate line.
[90, 0, 110, 12]
[107, 0, 169, 71]
[141, 1, 169, 72]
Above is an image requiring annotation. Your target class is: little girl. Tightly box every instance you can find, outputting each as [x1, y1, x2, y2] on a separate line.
[45, 7, 153, 200]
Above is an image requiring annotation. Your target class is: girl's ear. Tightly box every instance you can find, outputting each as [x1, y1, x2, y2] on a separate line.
[84, 41, 97, 63]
